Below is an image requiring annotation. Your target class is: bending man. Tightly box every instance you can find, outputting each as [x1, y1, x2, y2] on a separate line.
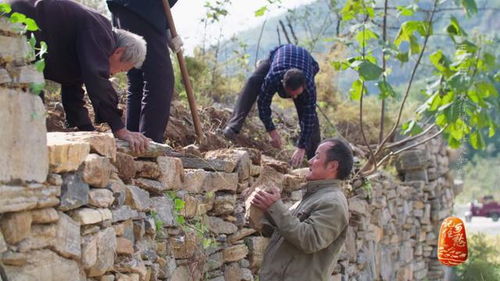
[224, 44, 321, 166]
[9, 0, 150, 153]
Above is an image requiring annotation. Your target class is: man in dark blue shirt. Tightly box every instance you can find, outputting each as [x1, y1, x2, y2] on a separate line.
[224, 44, 321, 166]
[107, 0, 180, 143]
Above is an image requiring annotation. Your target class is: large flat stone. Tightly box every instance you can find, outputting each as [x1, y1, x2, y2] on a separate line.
[134, 160, 161, 179]
[246, 236, 269, 270]
[179, 156, 235, 172]
[183, 169, 238, 193]
[71, 208, 112, 225]
[112, 206, 141, 223]
[50, 132, 116, 160]
[204, 149, 251, 181]
[47, 133, 90, 173]
[206, 216, 237, 234]
[4, 249, 81, 281]
[117, 140, 177, 158]
[30, 208, 59, 224]
[396, 150, 430, 172]
[0, 184, 60, 214]
[59, 173, 89, 211]
[0, 89, 48, 183]
[134, 178, 166, 194]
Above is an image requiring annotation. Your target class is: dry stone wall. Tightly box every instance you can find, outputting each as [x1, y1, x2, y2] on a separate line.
[0, 18, 460, 281]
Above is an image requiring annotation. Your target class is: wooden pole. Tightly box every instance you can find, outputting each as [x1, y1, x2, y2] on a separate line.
[161, 0, 203, 141]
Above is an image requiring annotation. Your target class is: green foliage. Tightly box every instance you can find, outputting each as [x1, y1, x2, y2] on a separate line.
[454, 233, 500, 281]
[1, 3, 47, 95]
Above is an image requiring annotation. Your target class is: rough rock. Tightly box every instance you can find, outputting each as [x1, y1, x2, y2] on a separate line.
[51, 132, 116, 160]
[223, 244, 249, 262]
[86, 228, 117, 277]
[0, 89, 48, 183]
[114, 152, 137, 183]
[83, 154, 112, 187]
[246, 237, 269, 270]
[183, 170, 238, 193]
[71, 208, 112, 225]
[261, 155, 290, 173]
[229, 228, 256, 244]
[169, 231, 199, 259]
[134, 178, 166, 193]
[204, 149, 251, 181]
[125, 185, 151, 211]
[17, 224, 56, 252]
[150, 197, 175, 226]
[59, 173, 89, 211]
[213, 194, 236, 215]
[224, 263, 243, 281]
[112, 206, 141, 223]
[116, 140, 177, 158]
[30, 208, 59, 224]
[134, 160, 161, 179]
[3, 249, 81, 281]
[157, 156, 184, 190]
[207, 216, 238, 234]
[0, 184, 60, 214]
[88, 189, 115, 208]
[52, 213, 81, 259]
[47, 132, 90, 173]
[116, 237, 134, 255]
[180, 156, 235, 172]
[0, 211, 32, 244]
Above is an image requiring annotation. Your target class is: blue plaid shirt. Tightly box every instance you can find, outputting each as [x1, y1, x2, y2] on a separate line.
[257, 44, 320, 149]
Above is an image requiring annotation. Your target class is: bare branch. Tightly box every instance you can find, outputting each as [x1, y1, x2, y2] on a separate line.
[386, 124, 436, 149]
[255, 19, 267, 67]
[279, 20, 292, 44]
[376, 126, 446, 168]
[379, 0, 389, 144]
[286, 16, 299, 45]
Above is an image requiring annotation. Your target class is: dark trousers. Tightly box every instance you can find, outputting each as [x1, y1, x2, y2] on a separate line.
[226, 60, 321, 160]
[61, 83, 95, 131]
[110, 6, 174, 143]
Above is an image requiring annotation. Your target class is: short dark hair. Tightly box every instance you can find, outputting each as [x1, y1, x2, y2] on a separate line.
[322, 138, 353, 180]
[283, 68, 305, 90]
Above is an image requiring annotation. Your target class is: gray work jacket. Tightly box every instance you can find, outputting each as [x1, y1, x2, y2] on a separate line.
[259, 179, 349, 281]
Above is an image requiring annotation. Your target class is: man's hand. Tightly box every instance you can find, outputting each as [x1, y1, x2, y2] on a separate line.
[268, 130, 282, 149]
[290, 148, 306, 167]
[114, 128, 151, 154]
[251, 187, 281, 211]
[167, 30, 183, 53]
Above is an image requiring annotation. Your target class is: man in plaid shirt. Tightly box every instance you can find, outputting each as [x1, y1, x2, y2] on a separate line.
[224, 44, 321, 166]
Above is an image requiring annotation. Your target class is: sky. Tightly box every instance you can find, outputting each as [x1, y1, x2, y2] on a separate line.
[171, 0, 315, 54]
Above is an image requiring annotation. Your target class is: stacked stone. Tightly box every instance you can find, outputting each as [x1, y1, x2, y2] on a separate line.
[331, 137, 455, 281]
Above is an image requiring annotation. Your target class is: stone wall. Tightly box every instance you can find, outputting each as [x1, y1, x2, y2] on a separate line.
[0, 17, 459, 281]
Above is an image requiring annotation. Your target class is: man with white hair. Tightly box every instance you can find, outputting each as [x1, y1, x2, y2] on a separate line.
[9, 0, 150, 153]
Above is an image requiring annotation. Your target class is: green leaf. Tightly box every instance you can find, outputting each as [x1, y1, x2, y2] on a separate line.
[429, 50, 452, 74]
[30, 82, 45, 95]
[446, 16, 467, 38]
[23, 18, 38, 31]
[349, 79, 364, 101]
[39, 41, 48, 57]
[377, 80, 396, 99]
[470, 130, 485, 149]
[176, 215, 185, 225]
[409, 35, 420, 55]
[488, 123, 496, 137]
[9, 12, 26, 24]
[402, 120, 423, 136]
[436, 114, 447, 127]
[396, 5, 416, 17]
[475, 81, 498, 98]
[174, 198, 185, 210]
[254, 6, 267, 17]
[34, 59, 45, 72]
[458, 0, 478, 16]
[0, 3, 12, 14]
[493, 72, 500, 82]
[396, 52, 409, 63]
[394, 21, 428, 47]
[358, 61, 383, 81]
[355, 28, 379, 48]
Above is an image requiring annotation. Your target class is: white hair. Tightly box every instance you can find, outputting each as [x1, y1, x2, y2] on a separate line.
[114, 28, 147, 68]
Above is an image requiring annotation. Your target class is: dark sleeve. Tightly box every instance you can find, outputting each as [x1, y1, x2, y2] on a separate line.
[257, 72, 280, 132]
[294, 83, 317, 149]
[75, 16, 124, 131]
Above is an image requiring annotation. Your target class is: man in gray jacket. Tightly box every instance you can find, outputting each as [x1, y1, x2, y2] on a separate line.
[252, 137, 353, 281]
